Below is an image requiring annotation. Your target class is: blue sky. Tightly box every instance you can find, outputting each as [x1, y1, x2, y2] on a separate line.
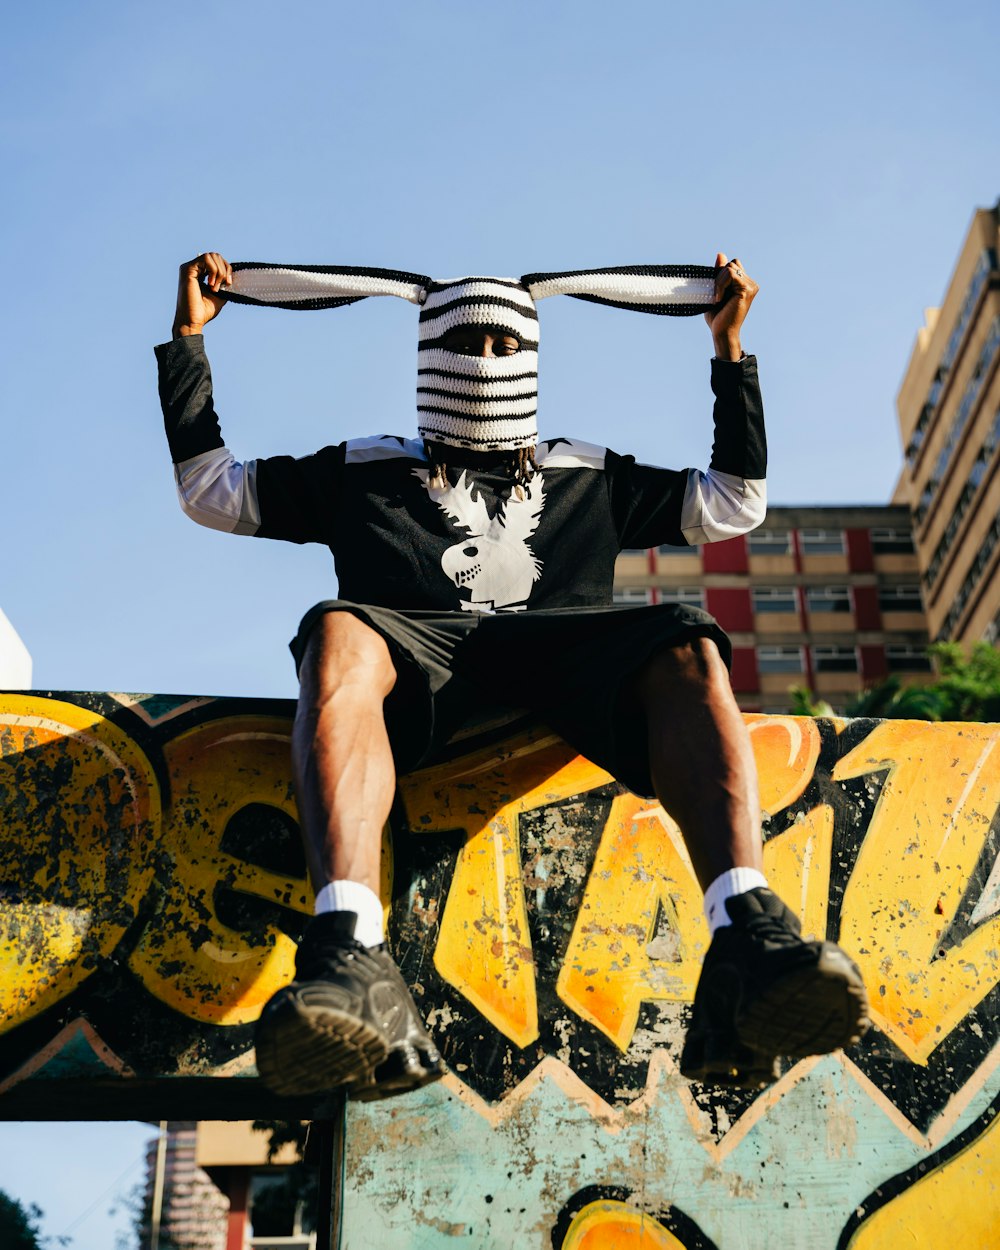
[0, 1, 996, 1245]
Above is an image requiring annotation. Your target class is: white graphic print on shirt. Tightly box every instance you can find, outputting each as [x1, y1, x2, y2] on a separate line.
[413, 469, 546, 612]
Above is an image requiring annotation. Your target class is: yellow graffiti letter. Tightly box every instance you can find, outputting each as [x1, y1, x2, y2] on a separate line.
[834, 721, 1000, 1062]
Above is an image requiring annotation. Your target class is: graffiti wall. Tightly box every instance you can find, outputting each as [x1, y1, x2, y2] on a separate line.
[1, 692, 999, 1247]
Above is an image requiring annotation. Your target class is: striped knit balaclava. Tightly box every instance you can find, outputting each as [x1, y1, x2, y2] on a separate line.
[416, 277, 540, 452]
[214, 263, 718, 452]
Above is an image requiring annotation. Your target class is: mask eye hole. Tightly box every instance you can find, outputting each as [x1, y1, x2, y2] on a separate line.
[441, 327, 520, 357]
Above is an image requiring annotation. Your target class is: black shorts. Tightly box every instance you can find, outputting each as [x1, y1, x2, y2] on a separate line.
[290, 601, 731, 799]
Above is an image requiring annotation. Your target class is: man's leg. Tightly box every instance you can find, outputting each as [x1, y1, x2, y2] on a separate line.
[629, 636, 869, 1086]
[631, 635, 762, 892]
[255, 611, 443, 1099]
[292, 611, 398, 915]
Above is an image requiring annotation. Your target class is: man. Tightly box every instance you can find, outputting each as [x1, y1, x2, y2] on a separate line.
[156, 251, 869, 1101]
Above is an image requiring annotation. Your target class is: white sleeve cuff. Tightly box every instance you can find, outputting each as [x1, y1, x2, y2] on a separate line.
[680, 468, 766, 545]
[174, 447, 261, 535]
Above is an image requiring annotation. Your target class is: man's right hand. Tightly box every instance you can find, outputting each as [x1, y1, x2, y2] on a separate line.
[172, 252, 233, 339]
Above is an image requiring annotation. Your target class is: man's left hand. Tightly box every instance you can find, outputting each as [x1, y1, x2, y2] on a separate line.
[705, 252, 758, 361]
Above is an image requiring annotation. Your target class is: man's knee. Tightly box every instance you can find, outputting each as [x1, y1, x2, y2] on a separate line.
[299, 612, 398, 704]
[635, 635, 731, 701]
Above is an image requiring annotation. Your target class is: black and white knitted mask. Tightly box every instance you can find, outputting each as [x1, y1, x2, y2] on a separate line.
[215, 262, 718, 452]
[416, 277, 540, 451]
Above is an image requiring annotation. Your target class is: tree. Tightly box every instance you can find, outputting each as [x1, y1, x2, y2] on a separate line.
[249, 1121, 318, 1237]
[922, 640, 1000, 720]
[0, 1190, 47, 1250]
[841, 673, 945, 720]
[787, 685, 836, 718]
[787, 642, 1000, 722]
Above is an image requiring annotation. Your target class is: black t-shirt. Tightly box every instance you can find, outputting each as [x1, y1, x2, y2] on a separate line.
[253, 435, 691, 612]
[155, 336, 767, 614]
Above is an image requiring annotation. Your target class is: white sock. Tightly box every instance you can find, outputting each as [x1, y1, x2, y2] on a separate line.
[314, 880, 385, 947]
[703, 867, 769, 935]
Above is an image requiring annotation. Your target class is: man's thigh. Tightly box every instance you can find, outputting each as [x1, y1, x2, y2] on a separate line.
[290, 601, 486, 773]
[471, 605, 732, 797]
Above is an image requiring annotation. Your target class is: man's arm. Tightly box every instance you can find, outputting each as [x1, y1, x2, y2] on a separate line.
[153, 253, 256, 533]
[705, 251, 758, 362]
[683, 251, 766, 541]
[172, 252, 231, 339]
[155, 252, 344, 544]
[608, 253, 766, 549]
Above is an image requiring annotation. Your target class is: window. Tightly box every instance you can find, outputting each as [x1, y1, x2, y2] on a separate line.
[806, 585, 851, 613]
[907, 251, 998, 469]
[813, 645, 858, 672]
[800, 529, 845, 555]
[923, 406, 1000, 589]
[937, 513, 1000, 638]
[613, 587, 653, 604]
[249, 1172, 315, 1247]
[914, 314, 1000, 527]
[752, 587, 798, 614]
[879, 585, 924, 613]
[658, 543, 699, 556]
[871, 528, 915, 554]
[886, 645, 933, 672]
[905, 403, 933, 465]
[660, 586, 705, 608]
[748, 530, 792, 555]
[757, 646, 804, 673]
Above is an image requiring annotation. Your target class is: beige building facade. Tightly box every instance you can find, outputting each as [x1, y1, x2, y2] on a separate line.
[613, 505, 930, 713]
[195, 1121, 313, 1250]
[894, 201, 1000, 643]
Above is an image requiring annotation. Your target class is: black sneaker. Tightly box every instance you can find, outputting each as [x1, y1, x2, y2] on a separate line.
[680, 888, 870, 1088]
[254, 912, 444, 1099]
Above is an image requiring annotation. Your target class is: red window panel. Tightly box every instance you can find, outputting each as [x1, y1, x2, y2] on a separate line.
[846, 528, 875, 572]
[852, 584, 882, 630]
[706, 587, 754, 631]
[225, 1171, 249, 1250]
[729, 646, 759, 693]
[702, 535, 749, 573]
[860, 644, 888, 682]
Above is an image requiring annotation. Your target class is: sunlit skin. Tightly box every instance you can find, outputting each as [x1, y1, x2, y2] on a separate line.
[440, 325, 521, 357]
[172, 251, 763, 896]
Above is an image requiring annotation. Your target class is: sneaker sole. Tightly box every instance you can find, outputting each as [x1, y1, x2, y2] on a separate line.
[736, 945, 871, 1058]
[348, 1044, 447, 1102]
[679, 1028, 779, 1088]
[255, 999, 390, 1097]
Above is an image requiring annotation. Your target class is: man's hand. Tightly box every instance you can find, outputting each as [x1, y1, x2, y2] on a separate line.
[171, 252, 233, 339]
[705, 252, 758, 361]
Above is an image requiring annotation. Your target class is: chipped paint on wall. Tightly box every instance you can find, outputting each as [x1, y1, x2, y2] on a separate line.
[1, 693, 999, 1248]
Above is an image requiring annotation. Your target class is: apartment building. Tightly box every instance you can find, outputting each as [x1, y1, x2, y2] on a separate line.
[195, 1122, 313, 1250]
[613, 504, 930, 712]
[139, 1122, 229, 1250]
[894, 202, 1000, 643]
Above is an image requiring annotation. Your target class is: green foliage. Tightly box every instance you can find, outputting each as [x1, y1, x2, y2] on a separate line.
[843, 674, 945, 720]
[249, 1121, 317, 1236]
[924, 641, 1000, 720]
[787, 685, 836, 718]
[788, 642, 1000, 722]
[0, 1190, 46, 1250]
[251, 1119, 309, 1162]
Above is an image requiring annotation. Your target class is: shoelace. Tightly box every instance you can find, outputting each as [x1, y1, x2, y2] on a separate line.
[742, 910, 802, 946]
[296, 937, 371, 981]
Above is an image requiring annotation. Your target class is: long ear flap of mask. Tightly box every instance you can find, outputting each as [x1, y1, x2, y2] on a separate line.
[210, 263, 431, 311]
[521, 264, 717, 316]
